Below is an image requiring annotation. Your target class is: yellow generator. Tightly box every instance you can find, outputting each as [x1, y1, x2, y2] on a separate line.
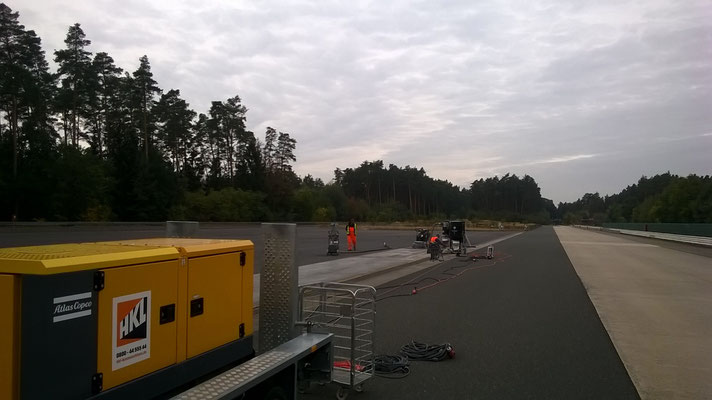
[0, 235, 332, 400]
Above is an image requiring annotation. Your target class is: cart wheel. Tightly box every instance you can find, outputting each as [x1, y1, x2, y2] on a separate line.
[336, 386, 349, 400]
[354, 383, 364, 393]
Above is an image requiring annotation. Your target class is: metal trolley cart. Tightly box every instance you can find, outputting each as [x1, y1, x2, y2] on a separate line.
[299, 282, 376, 399]
[327, 223, 340, 256]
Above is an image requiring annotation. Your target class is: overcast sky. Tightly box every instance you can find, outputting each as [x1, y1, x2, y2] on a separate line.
[14, 0, 712, 203]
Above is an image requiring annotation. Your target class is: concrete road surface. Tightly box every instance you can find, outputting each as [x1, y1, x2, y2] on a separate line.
[556, 226, 712, 400]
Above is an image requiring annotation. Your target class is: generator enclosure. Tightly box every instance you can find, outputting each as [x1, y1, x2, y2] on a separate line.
[0, 238, 254, 400]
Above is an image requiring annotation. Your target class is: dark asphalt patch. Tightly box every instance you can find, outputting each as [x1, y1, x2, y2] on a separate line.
[302, 226, 640, 400]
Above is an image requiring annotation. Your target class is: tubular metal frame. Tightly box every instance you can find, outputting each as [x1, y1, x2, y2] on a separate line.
[298, 282, 376, 394]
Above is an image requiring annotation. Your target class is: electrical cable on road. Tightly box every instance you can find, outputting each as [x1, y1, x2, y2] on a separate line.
[375, 249, 512, 302]
[371, 340, 455, 379]
[372, 354, 410, 378]
[364, 249, 501, 381]
[400, 341, 455, 361]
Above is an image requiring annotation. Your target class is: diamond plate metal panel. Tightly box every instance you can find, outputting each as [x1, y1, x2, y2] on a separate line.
[172, 333, 332, 399]
[172, 351, 291, 400]
[258, 223, 298, 353]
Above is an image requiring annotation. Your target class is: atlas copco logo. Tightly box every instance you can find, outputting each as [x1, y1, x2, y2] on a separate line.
[116, 296, 148, 346]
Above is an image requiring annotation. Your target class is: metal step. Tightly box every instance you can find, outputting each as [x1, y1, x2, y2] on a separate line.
[173, 333, 332, 400]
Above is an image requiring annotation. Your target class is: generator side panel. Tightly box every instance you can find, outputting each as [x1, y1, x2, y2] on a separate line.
[96, 260, 179, 391]
[186, 252, 244, 359]
[0, 274, 20, 400]
[241, 249, 254, 338]
[20, 271, 98, 400]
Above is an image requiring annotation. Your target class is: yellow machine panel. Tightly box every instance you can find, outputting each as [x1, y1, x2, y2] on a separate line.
[96, 260, 179, 391]
[0, 243, 178, 275]
[96, 238, 253, 258]
[177, 257, 188, 363]
[186, 253, 243, 358]
[93, 238, 255, 359]
[0, 274, 19, 400]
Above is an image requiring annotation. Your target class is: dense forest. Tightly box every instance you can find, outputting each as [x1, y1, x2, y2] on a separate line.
[0, 4, 298, 221]
[557, 173, 712, 224]
[1, 5, 709, 225]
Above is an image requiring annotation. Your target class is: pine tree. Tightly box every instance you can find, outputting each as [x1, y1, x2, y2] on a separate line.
[188, 112, 210, 189]
[0, 4, 56, 219]
[235, 129, 264, 191]
[0, 3, 25, 181]
[263, 126, 277, 171]
[222, 95, 247, 185]
[206, 101, 226, 187]
[276, 131, 296, 172]
[88, 52, 122, 156]
[155, 89, 196, 172]
[131, 55, 160, 160]
[18, 29, 56, 152]
[54, 23, 93, 147]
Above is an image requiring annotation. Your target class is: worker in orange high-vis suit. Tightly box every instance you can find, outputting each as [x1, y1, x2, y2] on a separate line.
[345, 218, 357, 251]
[429, 233, 445, 247]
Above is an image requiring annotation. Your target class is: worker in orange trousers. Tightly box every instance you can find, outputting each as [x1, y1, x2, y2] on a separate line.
[346, 218, 357, 251]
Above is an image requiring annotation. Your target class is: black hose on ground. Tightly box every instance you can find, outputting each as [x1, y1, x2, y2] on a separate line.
[400, 341, 455, 361]
[372, 354, 410, 378]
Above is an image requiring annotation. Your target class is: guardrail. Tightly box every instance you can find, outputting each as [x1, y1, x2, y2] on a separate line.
[602, 223, 712, 238]
[574, 225, 712, 247]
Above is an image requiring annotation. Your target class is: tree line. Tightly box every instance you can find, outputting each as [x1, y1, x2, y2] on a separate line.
[556, 173, 712, 224]
[332, 162, 554, 223]
[0, 4, 299, 221]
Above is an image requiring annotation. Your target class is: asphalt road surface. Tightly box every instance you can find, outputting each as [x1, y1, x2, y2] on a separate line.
[0, 223, 507, 273]
[303, 226, 640, 400]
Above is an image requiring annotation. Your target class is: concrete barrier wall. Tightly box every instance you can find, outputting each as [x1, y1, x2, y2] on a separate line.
[575, 225, 712, 247]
